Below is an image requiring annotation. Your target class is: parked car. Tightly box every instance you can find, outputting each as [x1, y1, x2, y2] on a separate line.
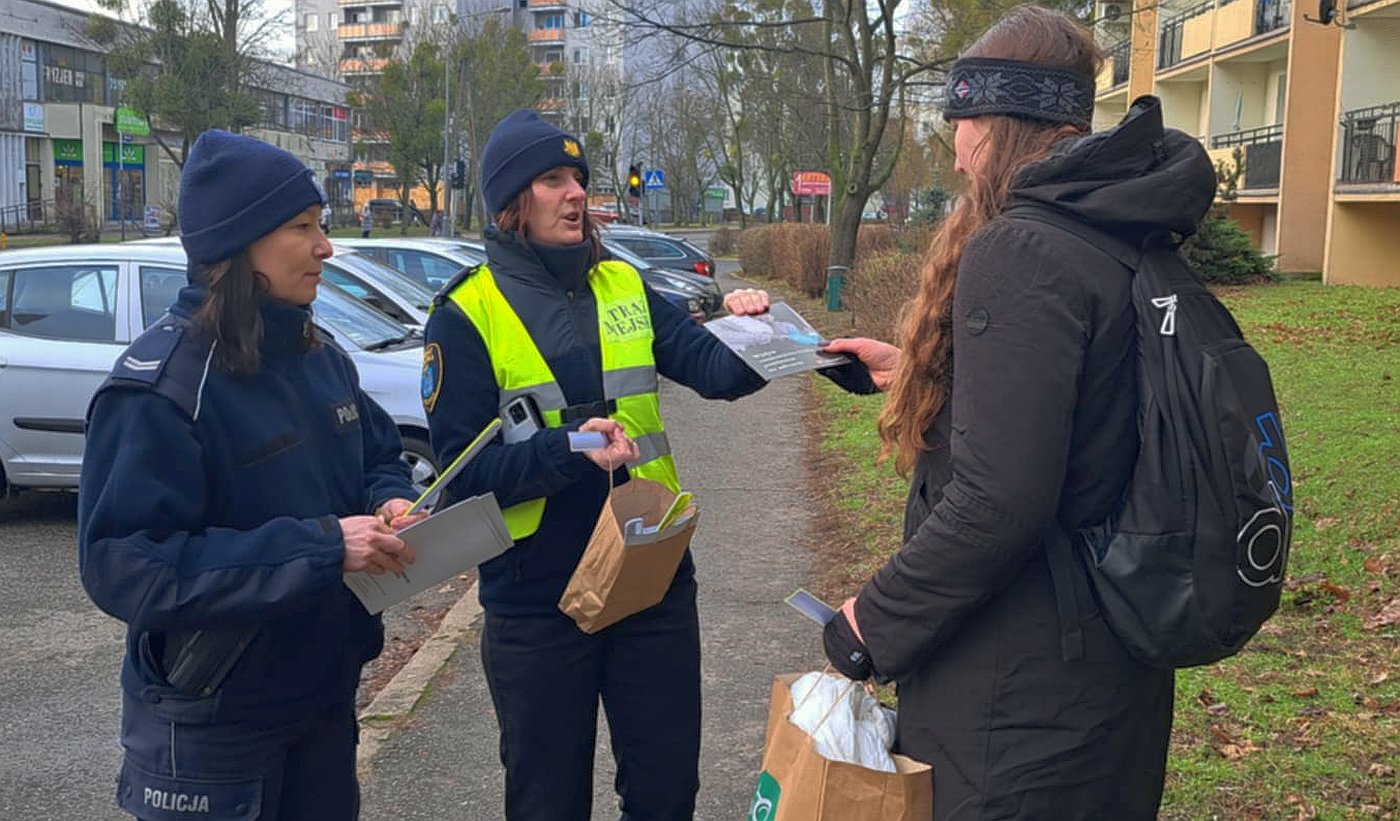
[0, 244, 439, 499]
[601, 239, 723, 319]
[364, 198, 427, 227]
[127, 237, 434, 330]
[337, 238, 486, 292]
[602, 228, 716, 278]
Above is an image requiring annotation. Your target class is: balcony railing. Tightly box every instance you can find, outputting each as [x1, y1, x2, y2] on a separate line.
[1254, 0, 1291, 35]
[1213, 123, 1284, 188]
[1159, 1, 1213, 69]
[338, 21, 404, 41]
[528, 28, 565, 42]
[1339, 102, 1400, 185]
[1108, 41, 1130, 87]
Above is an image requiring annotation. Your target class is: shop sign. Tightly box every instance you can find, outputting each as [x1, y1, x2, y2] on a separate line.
[102, 143, 145, 166]
[54, 139, 83, 164]
[115, 107, 151, 137]
[23, 102, 44, 132]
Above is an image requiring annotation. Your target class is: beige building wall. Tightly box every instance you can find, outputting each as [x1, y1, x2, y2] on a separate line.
[1274, 3, 1342, 273]
[1326, 202, 1400, 286]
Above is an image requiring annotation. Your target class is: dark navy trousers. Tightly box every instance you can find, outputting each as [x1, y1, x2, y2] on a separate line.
[115, 691, 360, 820]
[482, 578, 702, 821]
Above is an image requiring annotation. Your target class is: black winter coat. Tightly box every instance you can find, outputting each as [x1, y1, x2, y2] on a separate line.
[852, 99, 1216, 819]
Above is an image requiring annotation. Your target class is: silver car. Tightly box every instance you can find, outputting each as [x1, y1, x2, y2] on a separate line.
[126, 237, 434, 330]
[336, 238, 486, 292]
[0, 244, 438, 499]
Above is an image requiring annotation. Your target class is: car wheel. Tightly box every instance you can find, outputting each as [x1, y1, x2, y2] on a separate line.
[401, 435, 439, 497]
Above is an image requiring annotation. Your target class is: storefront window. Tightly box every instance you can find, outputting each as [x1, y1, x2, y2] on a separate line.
[102, 143, 146, 221]
[40, 44, 106, 105]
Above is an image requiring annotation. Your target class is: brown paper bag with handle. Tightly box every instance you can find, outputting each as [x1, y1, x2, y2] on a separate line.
[746, 673, 934, 821]
[558, 476, 698, 633]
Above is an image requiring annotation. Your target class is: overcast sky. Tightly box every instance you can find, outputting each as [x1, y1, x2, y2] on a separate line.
[52, 0, 299, 64]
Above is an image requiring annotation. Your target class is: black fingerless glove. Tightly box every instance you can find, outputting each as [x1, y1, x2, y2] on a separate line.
[823, 610, 874, 681]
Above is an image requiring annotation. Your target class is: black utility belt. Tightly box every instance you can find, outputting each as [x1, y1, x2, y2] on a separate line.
[559, 399, 617, 424]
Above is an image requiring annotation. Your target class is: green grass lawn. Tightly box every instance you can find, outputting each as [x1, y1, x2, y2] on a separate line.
[803, 281, 1400, 820]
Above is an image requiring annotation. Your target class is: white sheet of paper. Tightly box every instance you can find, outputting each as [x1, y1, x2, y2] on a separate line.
[343, 493, 513, 615]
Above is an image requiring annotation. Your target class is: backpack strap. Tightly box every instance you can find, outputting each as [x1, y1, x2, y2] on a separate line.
[1005, 204, 1149, 664]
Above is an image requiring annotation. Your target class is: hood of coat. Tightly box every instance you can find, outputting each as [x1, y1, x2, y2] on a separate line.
[1007, 96, 1217, 244]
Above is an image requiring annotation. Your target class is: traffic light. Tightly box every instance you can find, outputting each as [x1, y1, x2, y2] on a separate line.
[449, 159, 466, 190]
[627, 164, 642, 198]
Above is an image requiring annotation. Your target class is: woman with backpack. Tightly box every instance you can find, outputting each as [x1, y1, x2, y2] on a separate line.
[818, 6, 1216, 819]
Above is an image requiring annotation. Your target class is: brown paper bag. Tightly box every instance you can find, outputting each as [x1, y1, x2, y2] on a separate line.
[746, 673, 933, 821]
[558, 477, 698, 633]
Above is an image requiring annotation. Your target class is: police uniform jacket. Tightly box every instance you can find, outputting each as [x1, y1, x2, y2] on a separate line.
[422, 228, 769, 617]
[78, 284, 416, 719]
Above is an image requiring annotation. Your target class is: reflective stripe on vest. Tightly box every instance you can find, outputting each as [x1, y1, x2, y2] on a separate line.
[447, 261, 679, 540]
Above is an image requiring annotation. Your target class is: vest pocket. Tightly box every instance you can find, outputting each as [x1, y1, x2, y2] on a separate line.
[116, 758, 262, 820]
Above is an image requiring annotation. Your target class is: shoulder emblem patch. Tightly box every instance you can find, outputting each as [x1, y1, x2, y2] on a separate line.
[422, 342, 444, 413]
[562, 138, 581, 158]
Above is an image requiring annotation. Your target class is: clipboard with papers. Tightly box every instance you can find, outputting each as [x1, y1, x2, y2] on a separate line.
[343, 419, 513, 614]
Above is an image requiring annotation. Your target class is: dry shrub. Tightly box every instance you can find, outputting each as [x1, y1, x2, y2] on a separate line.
[846, 250, 923, 342]
[709, 225, 739, 257]
[771, 223, 830, 297]
[856, 225, 897, 264]
[737, 225, 777, 278]
[895, 225, 937, 255]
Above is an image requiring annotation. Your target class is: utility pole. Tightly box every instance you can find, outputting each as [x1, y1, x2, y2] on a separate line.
[442, 46, 454, 238]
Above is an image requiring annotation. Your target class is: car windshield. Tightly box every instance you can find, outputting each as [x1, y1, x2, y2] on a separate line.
[601, 240, 656, 271]
[330, 251, 435, 310]
[313, 282, 413, 350]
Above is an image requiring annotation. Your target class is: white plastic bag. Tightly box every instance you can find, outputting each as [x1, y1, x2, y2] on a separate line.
[788, 671, 897, 772]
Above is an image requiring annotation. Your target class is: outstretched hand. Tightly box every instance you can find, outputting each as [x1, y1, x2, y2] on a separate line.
[579, 417, 640, 472]
[819, 337, 902, 391]
[723, 288, 771, 316]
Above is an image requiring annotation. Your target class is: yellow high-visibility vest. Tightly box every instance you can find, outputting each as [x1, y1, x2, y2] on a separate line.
[443, 260, 678, 540]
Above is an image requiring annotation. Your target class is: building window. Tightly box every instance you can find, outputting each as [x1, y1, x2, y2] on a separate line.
[542, 14, 564, 29]
[39, 44, 105, 105]
[573, 47, 587, 64]
[303, 12, 318, 30]
[575, 11, 591, 27]
[432, 5, 449, 23]
[328, 12, 337, 27]
[20, 40, 39, 101]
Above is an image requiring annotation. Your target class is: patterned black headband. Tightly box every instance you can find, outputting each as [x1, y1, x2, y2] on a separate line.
[944, 57, 1095, 130]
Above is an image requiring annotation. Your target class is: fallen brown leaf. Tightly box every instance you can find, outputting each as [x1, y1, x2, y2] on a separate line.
[1364, 598, 1400, 630]
[1363, 556, 1386, 574]
[1369, 762, 1396, 778]
[1371, 670, 1391, 687]
[1320, 581, 1352, 603]
[1293, 686, 1320, 698]
[1314, 516, 1339, 530]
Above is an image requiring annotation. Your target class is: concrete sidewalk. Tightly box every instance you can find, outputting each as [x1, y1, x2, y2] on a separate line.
[358, 369, 827, 820]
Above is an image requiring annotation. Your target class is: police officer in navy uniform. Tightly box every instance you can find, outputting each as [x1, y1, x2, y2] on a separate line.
[79, 130, 423, 820]
[420, 110, 820, 821]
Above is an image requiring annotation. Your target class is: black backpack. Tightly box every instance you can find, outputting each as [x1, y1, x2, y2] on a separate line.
[1012, 205, 1294, 669]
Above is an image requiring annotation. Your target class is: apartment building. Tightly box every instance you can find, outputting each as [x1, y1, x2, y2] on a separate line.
[1094, 0, 1399, 285]
[0, 0, 351, 231]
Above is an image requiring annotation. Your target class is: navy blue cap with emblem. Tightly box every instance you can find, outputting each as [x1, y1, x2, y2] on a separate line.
[479, 109, 589, 217]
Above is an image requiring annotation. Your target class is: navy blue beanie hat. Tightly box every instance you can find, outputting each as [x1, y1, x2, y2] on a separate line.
[480, 109, 589, 218]
[178, 130, 327, 266]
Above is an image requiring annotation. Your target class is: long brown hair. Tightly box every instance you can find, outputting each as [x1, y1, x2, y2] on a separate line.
[495, 184, 603, 264]
[878, 5, 1102, 474]
[191, 253, 319, 376]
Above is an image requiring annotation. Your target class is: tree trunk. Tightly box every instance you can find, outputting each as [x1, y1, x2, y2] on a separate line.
[829, 190, 866, 271]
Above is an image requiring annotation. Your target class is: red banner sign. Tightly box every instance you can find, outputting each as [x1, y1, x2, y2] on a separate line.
[791, 171, 832, 197]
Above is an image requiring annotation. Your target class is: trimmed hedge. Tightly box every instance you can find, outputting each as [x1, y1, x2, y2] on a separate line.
[844, 250, 923, 343]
